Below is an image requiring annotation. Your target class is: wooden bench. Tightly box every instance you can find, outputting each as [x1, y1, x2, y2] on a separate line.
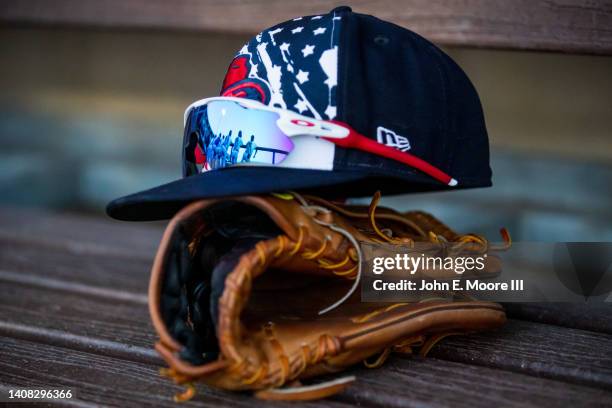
[1, 1, 611, 406]
[2, 0, 612, 54]
[0, 208, 611, 406]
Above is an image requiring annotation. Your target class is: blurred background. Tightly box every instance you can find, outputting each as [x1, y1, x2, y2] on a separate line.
[1, 1, 611, 242]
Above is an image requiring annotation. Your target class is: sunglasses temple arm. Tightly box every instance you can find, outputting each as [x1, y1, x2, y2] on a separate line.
[325, 128, 457, 187]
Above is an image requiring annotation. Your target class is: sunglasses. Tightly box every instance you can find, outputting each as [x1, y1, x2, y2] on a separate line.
[182, 97, 457, 186]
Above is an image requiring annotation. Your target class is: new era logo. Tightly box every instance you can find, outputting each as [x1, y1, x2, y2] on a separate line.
[377, 126, 411, 152]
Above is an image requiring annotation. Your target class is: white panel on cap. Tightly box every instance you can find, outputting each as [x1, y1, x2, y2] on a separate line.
[277, 136, 335, 170]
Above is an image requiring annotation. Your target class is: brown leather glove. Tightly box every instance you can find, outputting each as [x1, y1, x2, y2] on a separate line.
[149, 192, 507, 401]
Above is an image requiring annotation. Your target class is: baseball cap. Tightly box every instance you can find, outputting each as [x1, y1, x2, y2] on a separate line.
[107, 6, 491, 221]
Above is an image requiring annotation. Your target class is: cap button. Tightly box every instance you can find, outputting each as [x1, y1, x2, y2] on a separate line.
[331, 6, 352, 13]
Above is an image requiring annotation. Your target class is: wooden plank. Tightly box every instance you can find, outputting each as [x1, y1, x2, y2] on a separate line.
[504, 302, 612, 335]
[0, 208, 158, 299]
[1, 0, 612, 54]
[2, 208, 611, 396]
[0, 337, 351, 408]
[0, 238, 150, 297]
[0, 281, 156, 361]
[0, 207, 163, 258]
[334, 357, 612, 408]
[3, 276, 612, 390]
[430, 319, 612, 389]
[3, 208, 612, 338]
[2, 338, 609, 408]
[1, 325, 610, 407]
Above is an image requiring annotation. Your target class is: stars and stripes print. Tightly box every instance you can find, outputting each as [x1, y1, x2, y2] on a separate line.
[231, 11, 342, 120]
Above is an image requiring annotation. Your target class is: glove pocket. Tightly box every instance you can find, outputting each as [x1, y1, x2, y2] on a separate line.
[147, 196, 359, 391]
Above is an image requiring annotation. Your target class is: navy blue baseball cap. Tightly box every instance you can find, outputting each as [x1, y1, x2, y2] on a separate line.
[107, 6, 491, 221]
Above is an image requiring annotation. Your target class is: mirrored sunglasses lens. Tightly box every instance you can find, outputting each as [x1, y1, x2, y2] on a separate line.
[183, 100, 294, 175]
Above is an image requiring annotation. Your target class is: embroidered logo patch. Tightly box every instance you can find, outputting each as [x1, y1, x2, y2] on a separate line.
[376, 126, 411, 152]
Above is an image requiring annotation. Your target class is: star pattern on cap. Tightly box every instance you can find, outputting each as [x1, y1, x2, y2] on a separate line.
[294, 99, 308, 113]
[268, 27, 283, 45]
[236, 12, 341, 119]
[296, 69, 309, 84]
[301, 44, 315, 57]
[324, 106, 337, 118]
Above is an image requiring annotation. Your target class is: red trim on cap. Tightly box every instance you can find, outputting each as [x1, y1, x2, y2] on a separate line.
[326, 121, 457, 186]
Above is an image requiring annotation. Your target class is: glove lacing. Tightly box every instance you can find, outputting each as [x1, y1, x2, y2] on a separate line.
[165, 191, 511, 401]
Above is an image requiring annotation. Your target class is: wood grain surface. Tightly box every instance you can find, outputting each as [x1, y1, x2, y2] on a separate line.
[0, 207, 611, 406]
[1, 1, 612, 54]
[0, 337, 354, 408]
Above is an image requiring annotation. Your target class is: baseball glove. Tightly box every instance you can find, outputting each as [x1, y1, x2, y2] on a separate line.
[149, 192, 509, 401]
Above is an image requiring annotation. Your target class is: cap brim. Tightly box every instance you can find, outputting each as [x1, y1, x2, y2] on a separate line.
[106, 166, 452, 221]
